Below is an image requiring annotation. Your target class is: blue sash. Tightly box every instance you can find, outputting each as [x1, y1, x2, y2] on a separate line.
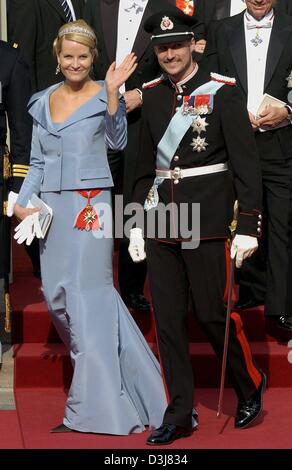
[144, 79, 225, 211]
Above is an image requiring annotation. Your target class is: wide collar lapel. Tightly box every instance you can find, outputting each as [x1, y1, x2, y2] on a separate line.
[215, 0, 231, 20]
[100, 0, 119, 63]
[227, 12, 248, 95]
[29, 83, 62, 136]
[56, 83, 108, 131]
[46, 0, 68, 22]
[264, 12, 292, 90]
[29, 82, 108, 134]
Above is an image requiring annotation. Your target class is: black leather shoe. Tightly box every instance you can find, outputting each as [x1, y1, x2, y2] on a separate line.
[123, 293, 150, 312]
[235, 371, 266, 429]
[50, 423, 73, 433]
[277, 315, 292, 331]
[234, 298, 263, 310]
[146, 424, 192, 446]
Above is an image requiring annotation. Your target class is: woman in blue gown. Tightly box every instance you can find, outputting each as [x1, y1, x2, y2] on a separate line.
[14, 20, 167, 435]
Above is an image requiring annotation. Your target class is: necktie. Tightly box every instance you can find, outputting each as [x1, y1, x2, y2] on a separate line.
[59, 0, 73, 23]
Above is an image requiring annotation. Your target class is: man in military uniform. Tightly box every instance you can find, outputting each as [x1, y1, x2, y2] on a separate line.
[128, 9, 266, 445]
[0, 40, 31, 336]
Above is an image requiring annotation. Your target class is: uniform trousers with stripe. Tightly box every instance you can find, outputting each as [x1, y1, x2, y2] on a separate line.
[146, 238, 262, 429]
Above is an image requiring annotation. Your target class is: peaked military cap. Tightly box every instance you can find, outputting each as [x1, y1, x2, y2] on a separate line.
[144, 9, 197, 45]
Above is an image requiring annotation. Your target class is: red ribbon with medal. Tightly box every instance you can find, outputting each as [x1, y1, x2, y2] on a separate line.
[74, 189, 103, 231]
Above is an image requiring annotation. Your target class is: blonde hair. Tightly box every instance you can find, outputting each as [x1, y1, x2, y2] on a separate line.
[53, 20, 97, 56]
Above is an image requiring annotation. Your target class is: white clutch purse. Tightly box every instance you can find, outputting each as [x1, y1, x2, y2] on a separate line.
[29, 193, 53, 237]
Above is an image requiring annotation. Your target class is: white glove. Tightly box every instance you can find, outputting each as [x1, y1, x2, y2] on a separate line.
[7, 191, 18, 217]
[128, 228, 146, 262]
[230, 234, 258, 268]
[14, 211, 44, 246]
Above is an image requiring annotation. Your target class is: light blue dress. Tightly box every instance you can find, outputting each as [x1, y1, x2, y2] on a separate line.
[17, 82, 167, 434]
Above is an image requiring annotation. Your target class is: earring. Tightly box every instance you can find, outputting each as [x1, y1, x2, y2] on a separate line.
[55, 63, 60, 75]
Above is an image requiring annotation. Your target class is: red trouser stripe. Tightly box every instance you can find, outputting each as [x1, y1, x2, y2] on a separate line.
[231, 312, 262, 388]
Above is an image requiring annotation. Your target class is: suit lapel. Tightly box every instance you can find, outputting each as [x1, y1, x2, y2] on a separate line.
[132, 0, 156, 60]
[227, 13, 248, 95]
[264, 13, 292, 90]
[46, 0, 68, 22]
[100, 0, 119, 63]
[215, 0, 231, 20]
[71, 0, 82, 18]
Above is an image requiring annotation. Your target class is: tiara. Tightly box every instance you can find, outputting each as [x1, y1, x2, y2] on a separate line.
[58, 26, 95, 41]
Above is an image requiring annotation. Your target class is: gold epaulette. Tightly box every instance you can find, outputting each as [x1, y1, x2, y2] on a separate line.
[12, 163, 29, 178]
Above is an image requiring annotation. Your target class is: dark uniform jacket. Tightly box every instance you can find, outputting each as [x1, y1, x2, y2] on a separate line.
[133, 68, 262, 241]
[0, 41, 31, 195]
[7, 0, 85, 92]
[0, 40, 31, 278]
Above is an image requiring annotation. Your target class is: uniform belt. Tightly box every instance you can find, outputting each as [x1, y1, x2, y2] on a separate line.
[156, 163, 228, 182]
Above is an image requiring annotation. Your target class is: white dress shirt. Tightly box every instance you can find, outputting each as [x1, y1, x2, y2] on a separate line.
[116, 0, 148, 92]
[230, 0, 247, 17]
[245, 9, 274, 116]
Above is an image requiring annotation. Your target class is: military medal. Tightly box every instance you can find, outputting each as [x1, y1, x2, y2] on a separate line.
[190, 136, 208, 152]
[183, 94, 214, 115]
[74, 189, 103, 231]
[191, 116, 208, 134]
[175, 1, 194, 16]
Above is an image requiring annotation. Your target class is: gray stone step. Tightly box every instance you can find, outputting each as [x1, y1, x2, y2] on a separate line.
[0, 344, 15, 410]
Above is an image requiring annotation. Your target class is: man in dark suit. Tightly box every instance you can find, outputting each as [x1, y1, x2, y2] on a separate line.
[84, 0, 181, 312]
[129, 9, 266, 445]
[7, 0, 84, 278]
[7, 0, 84, 93]
[202, 0, 292, 331]
[0, 40, 31, 339]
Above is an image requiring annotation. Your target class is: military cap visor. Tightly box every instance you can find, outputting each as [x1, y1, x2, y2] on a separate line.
[144, 9, 197, 45]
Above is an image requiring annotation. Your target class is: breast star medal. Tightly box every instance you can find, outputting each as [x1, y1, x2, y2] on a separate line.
[190, 136, 208, 152]
[191, 116, 208, 134]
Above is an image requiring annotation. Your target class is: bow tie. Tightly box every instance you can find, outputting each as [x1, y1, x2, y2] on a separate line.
[246, 21, 272, 29]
